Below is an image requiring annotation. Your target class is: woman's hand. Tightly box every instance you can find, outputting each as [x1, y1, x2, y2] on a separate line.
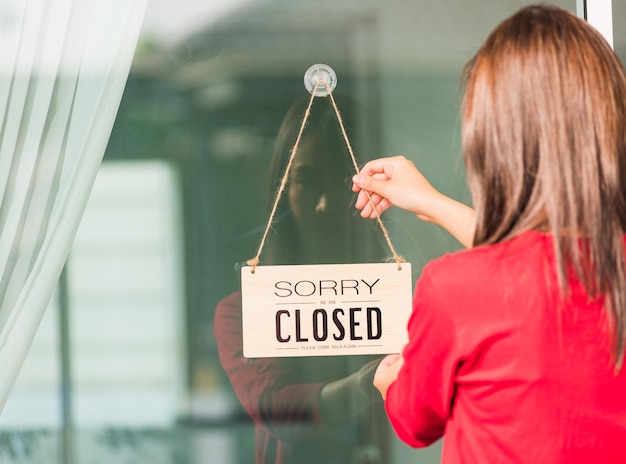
[352, 156, 476, 249]
[352, 156, 441, 222]
[373, 353, 404, 400]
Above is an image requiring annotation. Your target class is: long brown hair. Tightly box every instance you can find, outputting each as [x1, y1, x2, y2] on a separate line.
[462, 5, 626, 367]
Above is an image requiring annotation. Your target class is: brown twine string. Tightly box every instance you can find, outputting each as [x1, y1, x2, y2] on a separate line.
[246, 78, 404, 273]
[246, 80, 320, 272]
[325, 83, 405, 270]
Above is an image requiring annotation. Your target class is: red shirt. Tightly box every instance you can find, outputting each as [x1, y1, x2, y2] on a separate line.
[387, 231, 626, 463]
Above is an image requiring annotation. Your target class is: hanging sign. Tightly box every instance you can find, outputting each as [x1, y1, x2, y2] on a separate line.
[241, 262, 413, 358]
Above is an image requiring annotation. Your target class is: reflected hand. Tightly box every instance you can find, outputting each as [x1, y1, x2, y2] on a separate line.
[319, 357, 384, 426]
[373, 353, 404, 400]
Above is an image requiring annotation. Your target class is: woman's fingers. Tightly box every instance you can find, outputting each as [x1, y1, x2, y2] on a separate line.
[356, 190, 391, 218]
[353, 175, 392, 212]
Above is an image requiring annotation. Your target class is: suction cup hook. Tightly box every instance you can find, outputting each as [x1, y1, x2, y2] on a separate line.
[304, 64, 337, 97]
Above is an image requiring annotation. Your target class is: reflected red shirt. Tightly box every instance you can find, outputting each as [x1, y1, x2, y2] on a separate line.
[214, 292, 326, 464]
[214, 292, 385, 464]
[387, 231, 626, 463]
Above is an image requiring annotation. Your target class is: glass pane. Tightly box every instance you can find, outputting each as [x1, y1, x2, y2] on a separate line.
[0, 296, 61, 463]
[69, 161, 184, 426]
[4, 0, 598, 463]
[127, 2, 580, 463]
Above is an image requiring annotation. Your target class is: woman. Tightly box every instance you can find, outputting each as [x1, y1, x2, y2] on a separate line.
[215, 96, 388, 464]
[352, 5, 626, 463]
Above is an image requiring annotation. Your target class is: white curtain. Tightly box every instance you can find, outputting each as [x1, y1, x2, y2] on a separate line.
[0, 0, 147, 410]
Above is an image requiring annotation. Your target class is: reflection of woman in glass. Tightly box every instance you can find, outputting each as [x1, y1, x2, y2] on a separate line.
[214, 96, 388, 464]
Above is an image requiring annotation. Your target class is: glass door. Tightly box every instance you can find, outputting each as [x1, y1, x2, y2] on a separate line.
[9, 1, 626, 463]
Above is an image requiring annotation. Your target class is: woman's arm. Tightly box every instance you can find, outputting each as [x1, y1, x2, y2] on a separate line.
[352, 156, 475, 249]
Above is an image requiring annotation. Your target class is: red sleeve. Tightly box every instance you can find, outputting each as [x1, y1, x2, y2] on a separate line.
[385, 266, 462, 447]
[213, 292, 327, 442]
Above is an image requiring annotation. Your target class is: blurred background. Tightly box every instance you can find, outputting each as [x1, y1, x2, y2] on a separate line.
[0, 0, 623, 462]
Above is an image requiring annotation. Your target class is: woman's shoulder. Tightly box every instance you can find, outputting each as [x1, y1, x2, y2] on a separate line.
[410, 231, 554, 337]
[216, 291, 242, 309]
[428, 230, 548, 268]
[214, 291, 243, 328]
[419, 230, 551, 293]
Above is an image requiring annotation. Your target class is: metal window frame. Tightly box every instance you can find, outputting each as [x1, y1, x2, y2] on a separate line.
[579, 0, 614, 48]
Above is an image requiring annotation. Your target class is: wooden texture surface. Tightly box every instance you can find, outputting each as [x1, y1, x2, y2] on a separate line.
[241, 262, 413, 358]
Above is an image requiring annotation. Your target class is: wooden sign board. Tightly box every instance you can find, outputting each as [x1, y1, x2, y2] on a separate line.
[241, 262, 413, 358]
